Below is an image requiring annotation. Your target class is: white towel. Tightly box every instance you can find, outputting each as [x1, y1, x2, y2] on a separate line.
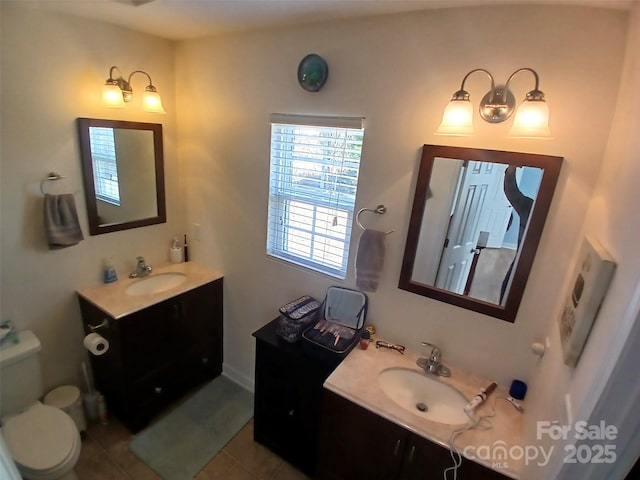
[355, 229, 386, 292]
[44, 194, 84, 249]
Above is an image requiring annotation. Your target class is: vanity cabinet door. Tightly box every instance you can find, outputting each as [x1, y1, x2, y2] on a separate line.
[174, 278, 223, 387]
[398, 433, 453, 480]
[399, 432, 509, 480]
[317, 390, 408, 480]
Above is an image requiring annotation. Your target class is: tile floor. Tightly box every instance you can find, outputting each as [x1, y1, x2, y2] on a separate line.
[75, 418, 311, 480]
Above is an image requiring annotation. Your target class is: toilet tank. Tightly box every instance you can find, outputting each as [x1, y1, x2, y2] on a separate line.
[0, 331, 43, 417]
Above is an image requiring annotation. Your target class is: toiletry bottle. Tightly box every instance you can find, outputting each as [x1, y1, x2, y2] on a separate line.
[170, 237, 182, 263]
[103, 257, 118, 284]
[183, 234, 189, 262]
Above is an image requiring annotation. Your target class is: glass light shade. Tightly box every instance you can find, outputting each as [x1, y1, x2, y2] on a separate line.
[142, 90, 166, 114]
[102, 84, 125, 108]
[435, 100, 474, 136]
[508, 100, 551, 138]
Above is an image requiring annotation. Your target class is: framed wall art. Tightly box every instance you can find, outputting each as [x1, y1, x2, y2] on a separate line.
[559, 237, 616, 367]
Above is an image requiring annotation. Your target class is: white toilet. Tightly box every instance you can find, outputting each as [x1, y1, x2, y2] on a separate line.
[0, 331, 81, 480]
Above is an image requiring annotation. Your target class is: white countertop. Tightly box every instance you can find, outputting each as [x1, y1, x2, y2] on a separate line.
[76, 262, 223, 319]
[324, 344, 524, 478]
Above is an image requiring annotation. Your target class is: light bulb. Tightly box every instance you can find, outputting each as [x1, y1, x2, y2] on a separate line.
[508, 100, 551, 138]
[142, 90, 166, 114]
[102, 84, 125, 108]
[436, 100, 474, 136]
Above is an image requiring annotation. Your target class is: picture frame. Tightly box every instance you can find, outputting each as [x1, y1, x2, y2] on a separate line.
[559, 237, 616, 367]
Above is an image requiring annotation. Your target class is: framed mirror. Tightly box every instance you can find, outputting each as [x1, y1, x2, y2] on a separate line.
[399, 145, 562, 322]
[77, 118, 166, 235]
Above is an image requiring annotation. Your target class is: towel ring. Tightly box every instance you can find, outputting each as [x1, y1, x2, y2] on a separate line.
[356, 205, 395, 234]
[40, 172, 66, 196]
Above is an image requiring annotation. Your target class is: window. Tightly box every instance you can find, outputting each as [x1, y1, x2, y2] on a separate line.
[267, 114, 365, 278]
[88, 127, 120, 205]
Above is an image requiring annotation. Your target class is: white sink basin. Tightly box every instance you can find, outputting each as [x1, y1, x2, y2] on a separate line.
[378, 368, 470, 425]
[125, 272, 187, 296]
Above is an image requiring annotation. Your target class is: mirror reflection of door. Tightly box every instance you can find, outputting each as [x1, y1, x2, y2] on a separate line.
[412, 158, 542, 305]
[435, 160, 510, 294]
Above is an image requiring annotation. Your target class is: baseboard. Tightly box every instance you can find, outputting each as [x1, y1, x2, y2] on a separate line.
[222, 363, 255, 393]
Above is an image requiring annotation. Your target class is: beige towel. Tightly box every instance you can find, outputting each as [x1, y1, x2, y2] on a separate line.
[355, 229, 386, 292]
[44, 194, 84, 249]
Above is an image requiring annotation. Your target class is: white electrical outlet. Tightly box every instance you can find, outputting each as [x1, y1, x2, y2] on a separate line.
[193, 223, 201, 241]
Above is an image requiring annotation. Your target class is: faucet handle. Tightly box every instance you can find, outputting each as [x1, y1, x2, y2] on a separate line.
[136, 256, 145, 263]
[420, 342, 441, 360]
[421, 341, 440, 351]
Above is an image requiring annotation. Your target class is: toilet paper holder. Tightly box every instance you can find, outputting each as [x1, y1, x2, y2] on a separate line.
[88, 319, 109, 332]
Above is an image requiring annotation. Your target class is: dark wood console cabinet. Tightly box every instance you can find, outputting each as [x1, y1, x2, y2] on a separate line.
[252, 319, 344, 477]
[78, 278, 223, 431]
[317, 389, 509, 480]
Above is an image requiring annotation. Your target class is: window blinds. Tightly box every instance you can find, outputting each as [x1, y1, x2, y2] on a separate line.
[267, 114, 365, 278]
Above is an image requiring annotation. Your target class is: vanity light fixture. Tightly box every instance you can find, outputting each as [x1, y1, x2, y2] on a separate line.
[436, 67, 550, 138]
[102, 66, 166, 114]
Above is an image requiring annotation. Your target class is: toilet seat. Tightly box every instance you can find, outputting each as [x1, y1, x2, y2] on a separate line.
[2, 402, 80, 479]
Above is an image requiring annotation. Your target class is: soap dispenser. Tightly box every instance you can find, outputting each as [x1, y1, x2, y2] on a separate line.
[170, 237, 182, 263]
[103, 257, 118, 284]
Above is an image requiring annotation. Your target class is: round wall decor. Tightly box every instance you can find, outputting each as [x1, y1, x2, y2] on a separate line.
[297, 54, 329, 92]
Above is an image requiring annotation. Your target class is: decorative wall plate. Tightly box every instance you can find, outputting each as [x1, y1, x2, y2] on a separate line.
[297, 54, 328, 92]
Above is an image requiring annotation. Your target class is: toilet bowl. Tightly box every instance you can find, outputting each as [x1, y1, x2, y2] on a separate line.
[2, 402, 81, 480]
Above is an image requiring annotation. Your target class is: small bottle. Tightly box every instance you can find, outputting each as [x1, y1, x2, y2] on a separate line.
[183, 234, 189, 262]
[103, 257, 118, 284]
[359, 331, 371, 350]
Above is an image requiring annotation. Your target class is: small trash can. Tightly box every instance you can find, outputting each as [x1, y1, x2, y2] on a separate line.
[43, 385, 87, 433]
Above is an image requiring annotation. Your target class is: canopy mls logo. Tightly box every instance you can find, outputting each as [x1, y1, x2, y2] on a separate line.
[462, 421, 618, 470]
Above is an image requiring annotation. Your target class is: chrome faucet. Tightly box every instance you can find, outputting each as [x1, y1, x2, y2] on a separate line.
[417, 342, 451, 377]
[129, 256, 152, 278]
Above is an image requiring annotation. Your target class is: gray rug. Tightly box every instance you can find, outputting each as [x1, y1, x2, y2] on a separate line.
[130, 376, 254, 479]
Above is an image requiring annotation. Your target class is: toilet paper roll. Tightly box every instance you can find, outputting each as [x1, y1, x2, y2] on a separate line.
[83, 333, 109, 356]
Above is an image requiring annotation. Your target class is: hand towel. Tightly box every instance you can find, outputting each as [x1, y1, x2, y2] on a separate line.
[355, 229, 386, 292]
[44, 194, 84, 249]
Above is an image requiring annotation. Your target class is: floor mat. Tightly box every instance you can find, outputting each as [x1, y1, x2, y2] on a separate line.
[129, 375, 253, 479]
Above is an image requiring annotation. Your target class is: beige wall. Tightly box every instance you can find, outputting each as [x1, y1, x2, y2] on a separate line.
[523, 3, 640, 477]
[175, 5, 627, 389]
[0, 4, 184, 390]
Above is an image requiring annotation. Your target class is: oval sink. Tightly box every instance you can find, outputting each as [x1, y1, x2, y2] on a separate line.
[125, 272, 187, 296]
[378, 368, 470, 425]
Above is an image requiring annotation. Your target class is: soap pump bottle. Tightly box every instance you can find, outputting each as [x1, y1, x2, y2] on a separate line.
[170, 237, 183, 263]
[102, 257, 118, 284]
[183, 234, 189, 262]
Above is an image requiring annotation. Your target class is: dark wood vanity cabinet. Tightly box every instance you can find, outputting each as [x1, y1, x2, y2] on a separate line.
[78, 278, 223, 431]
[317, 390, 509, 480]
[252, 319, 344, 477]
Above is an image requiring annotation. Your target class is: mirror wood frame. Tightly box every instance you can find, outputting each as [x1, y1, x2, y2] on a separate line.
[399, 144, 563, 323]
[77, 118, 166, 235]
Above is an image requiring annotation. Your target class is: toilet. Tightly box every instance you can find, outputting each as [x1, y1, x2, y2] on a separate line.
[0, 331, 81, 480]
